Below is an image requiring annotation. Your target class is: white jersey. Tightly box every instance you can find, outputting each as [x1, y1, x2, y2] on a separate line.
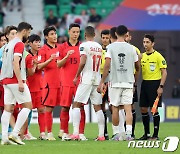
[79, 41, 102, 85]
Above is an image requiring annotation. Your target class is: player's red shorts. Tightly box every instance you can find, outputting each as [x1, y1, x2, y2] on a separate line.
[42, 87, 60, 107]
[0, 84, 4, 107]
[31, 91, 43, 109]
[60, 86, 77, 107]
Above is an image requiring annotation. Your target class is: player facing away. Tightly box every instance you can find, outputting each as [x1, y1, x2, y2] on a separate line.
[71, 26, 105, 141]
[138, 34, 167, 140]
[124, 30, 141, 139]
[27, 34, 46, 140]
[100, 29, 110, 140]
[38, 26, 61, 140]
[0, 22, 33, 145]
[98, 25, 140, 141]
[57, 23, 86, 141]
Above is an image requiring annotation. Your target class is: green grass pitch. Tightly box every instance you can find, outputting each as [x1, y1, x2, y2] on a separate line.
[0, 122, 179, 154]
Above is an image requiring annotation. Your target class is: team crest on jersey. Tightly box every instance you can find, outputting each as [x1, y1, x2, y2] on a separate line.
[80, 47, 84, 51]
[162, 60, 166, 65]
[118, 53, 126, 65]
[37, 55, 41, 61]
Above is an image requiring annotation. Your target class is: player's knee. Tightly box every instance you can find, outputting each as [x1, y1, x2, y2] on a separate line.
[94, 104, 102, 112]
[61, 106, 70, 112]
[73, 102, 81, 108]
[38, 107, 45, 113]
[141, 107, 148, 113]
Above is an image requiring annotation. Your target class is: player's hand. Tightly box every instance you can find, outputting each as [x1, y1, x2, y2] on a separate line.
[33, 58, 38, 65]
[65, 50, 74, 58]
[157, 87, 163, 97]
[73, 77, 78, 85]
[97, 82, 105, 94]
[18, 81, 24, 92]
[49, 54, 56, 61]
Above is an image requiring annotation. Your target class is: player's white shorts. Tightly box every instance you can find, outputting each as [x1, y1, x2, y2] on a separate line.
[74, 83, 102, 105]
[109, 87, 133, 107]
[3, 83, 32, 105]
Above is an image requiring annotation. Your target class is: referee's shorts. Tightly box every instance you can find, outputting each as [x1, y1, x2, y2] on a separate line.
[139, 80, 162, 107]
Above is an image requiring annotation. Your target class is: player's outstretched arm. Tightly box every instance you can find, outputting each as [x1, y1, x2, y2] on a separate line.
[73, 54, 87, 85]
[57, 50, 74, 68]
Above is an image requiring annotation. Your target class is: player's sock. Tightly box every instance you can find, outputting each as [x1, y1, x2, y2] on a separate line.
[119, 109, 125, 133]
[96, 110, 105, 137]
[60, 110, 69, 134]
[79, 109, 85, 134]
[126, 125, 132, 135]
[72, 108, 81, 135]
[142, 112, 150, 136]
[1, 110, 11, 140]
[12, 108, 30, 136]
[45, 111, 53, 133]
[38, 112, 45, 133]
[132, 109, 136, 137]
[28, 110, 32, 126]
[103, 111, 108, 136]
[152, 112, 160, 137]
[112, 125, 119, 135]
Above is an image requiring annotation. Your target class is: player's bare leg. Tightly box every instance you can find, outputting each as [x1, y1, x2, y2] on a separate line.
[139, 107, 151, 140]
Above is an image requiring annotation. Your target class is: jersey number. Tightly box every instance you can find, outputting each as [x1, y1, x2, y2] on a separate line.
[70, 58, 77, 64]
[92, 55, 101, 72]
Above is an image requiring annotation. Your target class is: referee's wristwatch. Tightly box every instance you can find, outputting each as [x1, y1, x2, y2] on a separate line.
[159, 85, 164, 88]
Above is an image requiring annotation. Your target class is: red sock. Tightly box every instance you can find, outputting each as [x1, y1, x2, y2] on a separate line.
[60, 110, 69, 134]
[79, 109, 85, 134]
[45, 111, 52, 133]
[38, 112, 45, 133]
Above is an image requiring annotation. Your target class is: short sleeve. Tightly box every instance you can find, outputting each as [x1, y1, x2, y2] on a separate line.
[38, 48, 46, 63]
[79, 44, 86, 55]
[14, 42, 24, 57]
[132, 47, 138, 62]
[157, 53, 167, 69]
[105, 45, 111, 59]
[26, 54, 33, 69]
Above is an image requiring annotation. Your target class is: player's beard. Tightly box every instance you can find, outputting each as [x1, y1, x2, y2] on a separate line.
[22, 36, 28, 43]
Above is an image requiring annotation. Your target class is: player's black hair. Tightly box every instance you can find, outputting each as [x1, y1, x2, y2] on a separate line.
[69, 23, 80, 30]
[17, 22, 33, 32]
[85, 26, 95, 37]
[28, 34, 41, 43]
[116, 25, 128, 36]
[110, 27, 117, 40]
[101, 29, 110, 37]
[43, 26, 56, 36]
[144, 34, 155, 43]
[0, 32, 6, 40]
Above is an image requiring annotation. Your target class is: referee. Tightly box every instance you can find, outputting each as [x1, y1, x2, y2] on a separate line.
[139, 34, 167, 140]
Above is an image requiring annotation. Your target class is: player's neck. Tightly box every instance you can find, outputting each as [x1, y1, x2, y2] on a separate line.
[146, 48, 154, 54]
[86, 37, 94, 41]
[16, 33, 23, 41]
[102, 44, 107, 49]
[117, 37, 125, 42]
[47, 41, 56, 48]
[69, 39, 78, 46]
[30, 49, 37, 55]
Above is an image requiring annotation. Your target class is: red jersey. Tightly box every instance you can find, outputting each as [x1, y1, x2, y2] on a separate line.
[27, 53, 42, 92]
[59, 41, 80, 87]
[3, 42, 26, 84]
[38, 43, 61, 88]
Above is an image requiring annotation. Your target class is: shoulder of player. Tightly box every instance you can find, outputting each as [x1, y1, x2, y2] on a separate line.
[153, 50, 165, 58]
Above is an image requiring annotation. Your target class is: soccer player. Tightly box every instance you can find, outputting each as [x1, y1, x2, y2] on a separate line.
[125, 30, 141, 139]
[0, 32, 7, 48]
[109, 27, 117, 43]
[57, 23, 86, 141]
[38, 26, 61, 140]
[100, 29, 110, 140]
[27, 34, 46, 140]
[0, 22, 33, 145]
[98, 25, 140, 141]
[139, 34, 167, 140]
[72, 26, 105, 141]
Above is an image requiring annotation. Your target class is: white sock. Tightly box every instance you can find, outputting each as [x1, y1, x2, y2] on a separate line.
[72, 108, 81, 135]
[126, 125, 132, 135]
[96, 110, 105, 137]
[12, 108, 30, 136]
[1, 110, 11, 141]
[112, 125, 120, 135]
[119, 109, 125, 133]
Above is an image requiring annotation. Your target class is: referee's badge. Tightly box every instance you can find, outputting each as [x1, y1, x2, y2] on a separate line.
[150, 64, 155, 71]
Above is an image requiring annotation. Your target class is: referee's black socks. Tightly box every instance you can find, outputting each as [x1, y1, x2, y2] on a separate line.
[142, 112, 150, 136]
[103, 112, 108, 139]
[152, 112, 160, 137]
[132, 109, 136, 137]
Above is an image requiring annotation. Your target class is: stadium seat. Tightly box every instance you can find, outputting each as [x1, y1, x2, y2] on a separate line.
[44, 5, 58, 18]
[58, 0, 72, 5]
[59, 5, 72, 17]
[74, 4, 88, 15]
